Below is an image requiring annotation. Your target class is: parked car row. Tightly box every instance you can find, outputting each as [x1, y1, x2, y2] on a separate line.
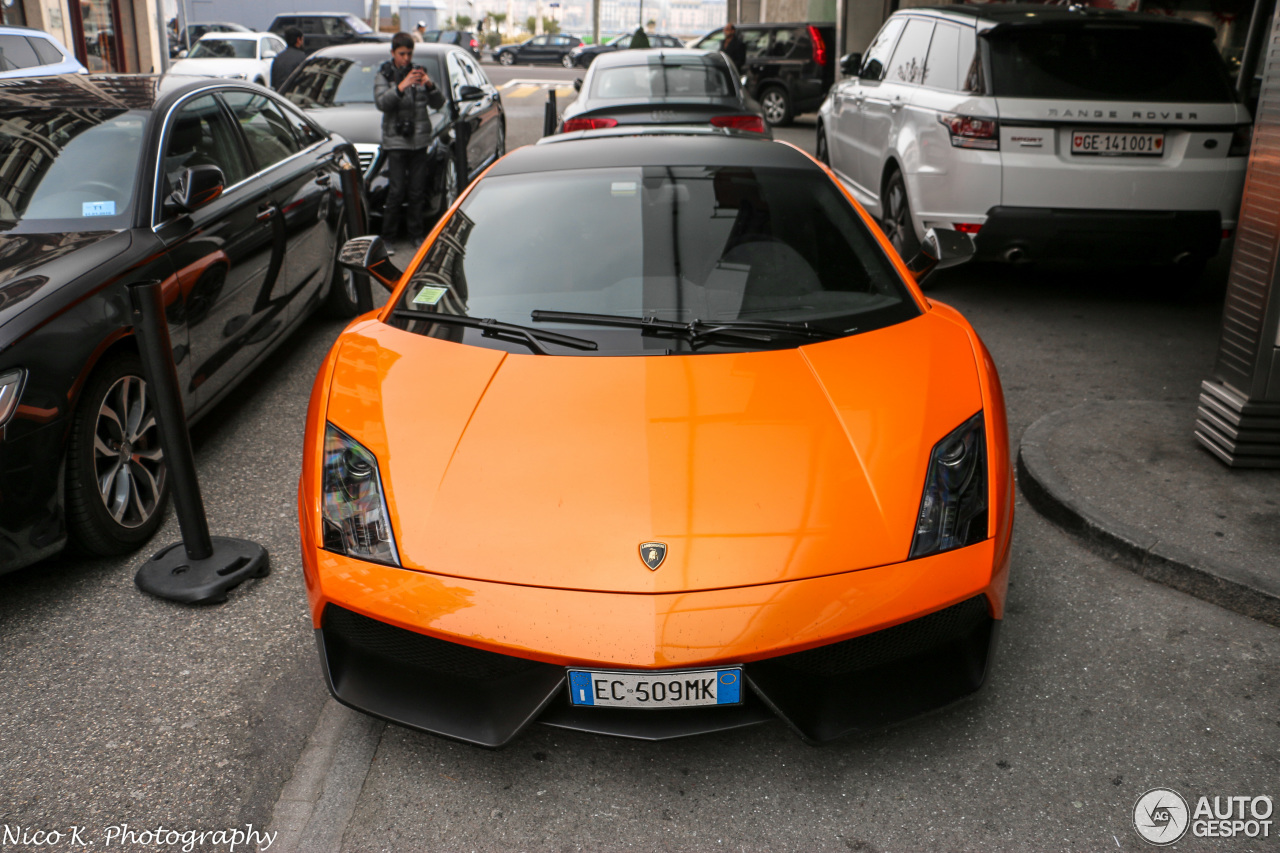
[169, 31, 287, 86]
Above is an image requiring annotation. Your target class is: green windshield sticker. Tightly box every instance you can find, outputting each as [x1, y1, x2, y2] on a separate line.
[412, 285, 449, 306]
[611, 181, 637, 196]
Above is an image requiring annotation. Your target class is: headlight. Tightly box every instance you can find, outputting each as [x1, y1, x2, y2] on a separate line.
[0, 368, 24, 427]
[909, 412, 987, 559]
[321, 423, 400, 566]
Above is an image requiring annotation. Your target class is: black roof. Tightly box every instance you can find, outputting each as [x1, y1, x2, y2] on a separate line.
[308, 41, 463, 61]
[919, 3, 1214, 28]
[492, 133, 815, 176]
[0, 74, 217, 111]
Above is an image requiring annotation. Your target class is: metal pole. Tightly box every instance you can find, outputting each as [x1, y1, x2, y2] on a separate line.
[1238, 0, 1275, 103]
[592, 0, 599, 45]
[543, 87, 557, 135]
[129, 281, 212, 562]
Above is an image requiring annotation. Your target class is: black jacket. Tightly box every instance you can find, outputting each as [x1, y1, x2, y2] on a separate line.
[723, 35, 746, 71]
[375, 60, 447, 151]
[271, 46, 307, 89]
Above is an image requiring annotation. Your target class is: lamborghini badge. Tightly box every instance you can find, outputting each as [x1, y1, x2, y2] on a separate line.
[639, 542, 667, 571]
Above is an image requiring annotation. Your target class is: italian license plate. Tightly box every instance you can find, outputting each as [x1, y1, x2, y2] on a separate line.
[1071, 130, 1164, 156]
[567, 668, 743, 708]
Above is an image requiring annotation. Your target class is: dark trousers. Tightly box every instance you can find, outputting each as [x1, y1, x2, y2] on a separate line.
[382, 148, 430, 242]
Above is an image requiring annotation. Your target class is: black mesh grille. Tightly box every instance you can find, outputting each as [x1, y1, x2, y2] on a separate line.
[323, 605, 544, 680]
[776, 596, 990, 676]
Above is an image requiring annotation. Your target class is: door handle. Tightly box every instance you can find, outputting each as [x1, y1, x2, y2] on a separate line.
[852, 94, 864, 106]
[891, 97, 903, 111]
[256, 204, 278, 223]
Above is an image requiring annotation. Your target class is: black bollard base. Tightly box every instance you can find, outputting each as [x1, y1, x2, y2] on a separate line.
[135, 537, 270, 605]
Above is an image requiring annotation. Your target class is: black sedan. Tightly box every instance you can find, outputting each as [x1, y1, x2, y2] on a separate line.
[278, 42, 505, 237]
[565, 32, 684, 68]
[493, 33, 582, 67]
[0, 74, 364, 574]
[558, 49, 769, 137]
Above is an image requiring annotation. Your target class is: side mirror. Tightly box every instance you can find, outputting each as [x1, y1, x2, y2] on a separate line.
[839, 51, 861, 77]
[263, 49, 278, 59]
[457, 84, 485, 101]
[177, 49, 189, 58]
[339, 235, 403, 291]
[167, 165, 225, 213]
[573, 78, 582, 92]
[907, 228, 975, 284]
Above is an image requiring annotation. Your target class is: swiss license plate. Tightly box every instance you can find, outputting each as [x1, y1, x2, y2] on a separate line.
[1071, 130, 1164, 156]
[567, 668, 743, 709]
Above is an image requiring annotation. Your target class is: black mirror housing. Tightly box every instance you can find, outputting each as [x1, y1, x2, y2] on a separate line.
[457, 84, 485, 101]
[859, 58, 883, 80]
[573, 78, 583, 92]
[339, 235, 403, 291]
[907, 228, 976, 284]
[167, 165, 225, 214]
[839, 52, 862, 77]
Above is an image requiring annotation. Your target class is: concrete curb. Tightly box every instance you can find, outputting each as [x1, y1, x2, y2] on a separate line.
[1017, 410, 1280, 628]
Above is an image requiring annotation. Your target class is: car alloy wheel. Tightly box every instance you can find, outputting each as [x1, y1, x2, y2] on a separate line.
[499, 51, 514, 66]
[66, 353, 171, 556]
[816, 127, 830, 165]
[760, 86, 792, 127]
[882, 170, 921, 261]
[561, 54, 574, 68]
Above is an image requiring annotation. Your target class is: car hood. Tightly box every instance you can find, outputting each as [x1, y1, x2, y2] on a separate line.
[324, 311, 983, 594]
[0, 230, 132, 335]
[303, 103, 382, 145]
[168, 57, 261, 76]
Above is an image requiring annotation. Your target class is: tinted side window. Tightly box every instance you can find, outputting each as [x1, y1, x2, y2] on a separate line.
[959, 27, 980, 92]
[860, 17, 905, 81]
[924, 22, 960, 90]
[28, 36, 63, 64]
[886, 18, 934, 85]
[767, 27, 797, 57]
[698, 31, 724, 51]
[162, 94, 250, 201]
[740, 28, 769, 58]
[0, 34, 42, 70]
[221, 91, 301, 170]
[446, 52, 468, 100]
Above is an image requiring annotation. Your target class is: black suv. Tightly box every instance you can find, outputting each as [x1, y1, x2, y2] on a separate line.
[693, 22, 835, 126]
[269, 13, 390, 54]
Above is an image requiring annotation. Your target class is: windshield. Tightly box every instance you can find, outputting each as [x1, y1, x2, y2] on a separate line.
[189, 38, 256, 59]
[282, 55, 443, 106]
[592, 60, 735, 99]
[0, 108, 144, 232]
[344, 15, 373, 34]
[393, 165, 917, 355]
[987, 24, 1236, 102]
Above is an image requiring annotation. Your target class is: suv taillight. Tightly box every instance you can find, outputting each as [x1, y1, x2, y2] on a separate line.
[711, 114, 766, 133]
[470, 37, 478, 48]
[1229, 124, 1253, 157]
[808, 25, 827, 66]
[938, 113, 999, 150]
[562, 117, 618, 132]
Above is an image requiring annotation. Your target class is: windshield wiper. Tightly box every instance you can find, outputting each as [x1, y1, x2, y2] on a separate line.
[530, 310, 834, 344]
[392, 310, 598, 354]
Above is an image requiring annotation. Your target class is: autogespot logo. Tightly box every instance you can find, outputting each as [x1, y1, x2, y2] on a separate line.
[1134, 788, 1190, 845]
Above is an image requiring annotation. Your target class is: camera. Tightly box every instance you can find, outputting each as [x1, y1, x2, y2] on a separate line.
[395, 117, 414, 137]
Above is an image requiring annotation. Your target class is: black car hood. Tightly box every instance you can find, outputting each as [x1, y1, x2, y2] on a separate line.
[0, 230, 132, 334]
[304, 103, 382, 146]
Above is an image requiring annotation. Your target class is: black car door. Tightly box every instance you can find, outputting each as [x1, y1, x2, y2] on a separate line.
[154, 91, 276, 412]
[220, 89, 335, 330]
[457, 51, 501, 173]
[446, 50, 486, 179]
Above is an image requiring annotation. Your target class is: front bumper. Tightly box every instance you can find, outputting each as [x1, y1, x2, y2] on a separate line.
[974, 206, 1223, 264]
[302, 539, 1008, 747]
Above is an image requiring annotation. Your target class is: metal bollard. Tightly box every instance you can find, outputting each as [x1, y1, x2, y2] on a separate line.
[129, 281, 269, 604]
[543, 88, 558, 137]
[337, 157, 374, 313]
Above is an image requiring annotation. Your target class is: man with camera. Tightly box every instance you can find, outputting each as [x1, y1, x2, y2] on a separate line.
[375, 32, 446, 247]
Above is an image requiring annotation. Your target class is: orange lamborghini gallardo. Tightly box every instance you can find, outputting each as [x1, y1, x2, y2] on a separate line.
[298, 129, 1013, 747]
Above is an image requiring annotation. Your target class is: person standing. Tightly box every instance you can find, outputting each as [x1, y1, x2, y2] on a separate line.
[412, 21, 427, 43]
[721, 22, 746, 71]
[270, 27, 307, 89]
[375, 32, 446, 246]
[630, 26, 649, 49]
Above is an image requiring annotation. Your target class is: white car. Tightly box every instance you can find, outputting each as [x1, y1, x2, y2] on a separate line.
[0, 25, 86, 78]
[169, 32, 287, 86]
[817, 5, 1250, 280]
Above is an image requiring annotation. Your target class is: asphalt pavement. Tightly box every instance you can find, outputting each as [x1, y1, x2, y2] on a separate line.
[0, 66, 1276, 853]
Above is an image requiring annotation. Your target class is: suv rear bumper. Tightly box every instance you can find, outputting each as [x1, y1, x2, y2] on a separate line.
[973, 206, 1222, 264]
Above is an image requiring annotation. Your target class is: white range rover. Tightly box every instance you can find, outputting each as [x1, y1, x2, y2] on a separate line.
[817, 4, 1250, 278]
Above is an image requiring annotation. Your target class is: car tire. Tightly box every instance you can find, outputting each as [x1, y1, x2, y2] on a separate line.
[499, 51, 514, 66]
[816, 125, 830, 165]
[561, 54, 574, 68]
[495, 119, 506, 159]
[323, 222, 362, 318]
[65, 353, 170, 557]
[881, 169, 921, 262]
[760, 85, 793, 127]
